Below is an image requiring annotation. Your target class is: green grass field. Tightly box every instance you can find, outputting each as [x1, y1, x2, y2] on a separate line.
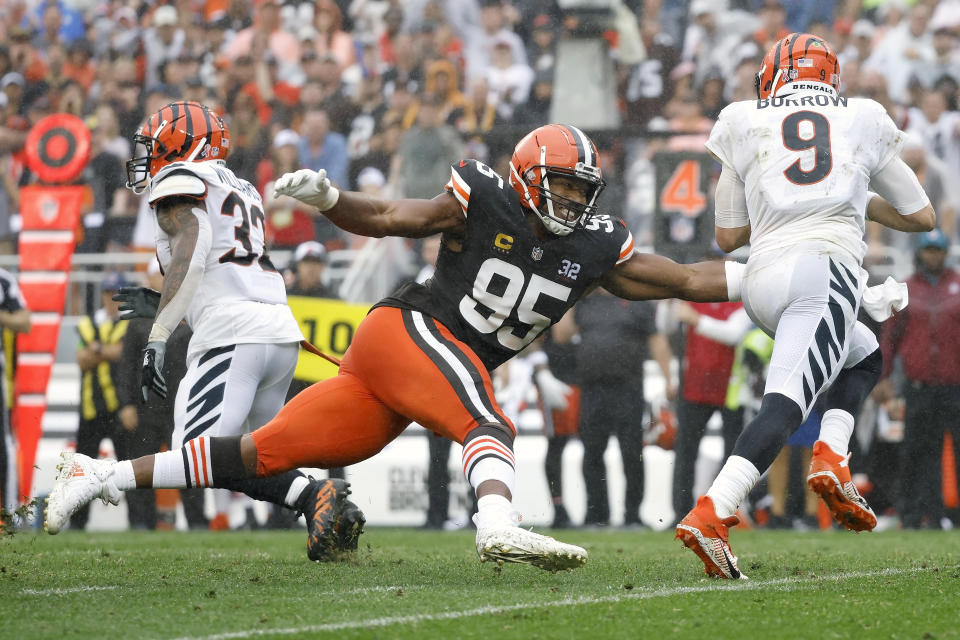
[2, 528, 958, 639]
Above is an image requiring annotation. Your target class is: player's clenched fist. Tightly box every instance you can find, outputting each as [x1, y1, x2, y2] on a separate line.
[273, 168, 340, 212]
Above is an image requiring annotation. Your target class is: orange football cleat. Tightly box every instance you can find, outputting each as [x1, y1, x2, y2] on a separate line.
[675, 495, 745, 579]
[807, 441, 877, 532]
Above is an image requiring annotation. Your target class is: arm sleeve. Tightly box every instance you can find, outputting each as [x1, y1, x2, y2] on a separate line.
[704, 105, 736, 169]
[714, 163, 750, 229]
[869, 156, 931, 215]
[693, 308, 754, 346]
[149, 207, 213, 343]
[870, 100, 906, 171]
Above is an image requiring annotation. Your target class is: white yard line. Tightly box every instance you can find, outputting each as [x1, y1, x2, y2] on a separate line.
[172, 566, 934, 640]
[22, 585, 118, 596]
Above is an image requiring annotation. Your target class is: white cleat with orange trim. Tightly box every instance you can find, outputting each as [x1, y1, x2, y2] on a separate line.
[475, 522, 587, 572]
[44, 452, 122, 534]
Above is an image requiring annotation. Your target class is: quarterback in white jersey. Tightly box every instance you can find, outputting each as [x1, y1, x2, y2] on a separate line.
[676, 34, 936, 580]
[49, 101, 364, 560]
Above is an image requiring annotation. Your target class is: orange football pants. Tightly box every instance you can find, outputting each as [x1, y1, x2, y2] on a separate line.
[251, 307, 515, 477]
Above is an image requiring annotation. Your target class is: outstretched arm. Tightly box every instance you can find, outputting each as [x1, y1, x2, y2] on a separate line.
[600, 252, 742, 302]
[274, 168, 465, 238]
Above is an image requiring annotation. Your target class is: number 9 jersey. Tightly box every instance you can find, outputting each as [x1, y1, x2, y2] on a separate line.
[148, 160, 303, 360]
[378, 159, 635, 371]
[705, 84, 903, 264]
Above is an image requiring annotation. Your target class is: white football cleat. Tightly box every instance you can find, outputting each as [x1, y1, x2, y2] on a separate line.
[44, 452, 122, 534]
[475, 525, 588, 572]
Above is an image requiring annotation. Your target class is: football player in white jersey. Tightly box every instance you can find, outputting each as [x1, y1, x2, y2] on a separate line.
[49, 102, 364, 560]
[676, 34, 936, 578]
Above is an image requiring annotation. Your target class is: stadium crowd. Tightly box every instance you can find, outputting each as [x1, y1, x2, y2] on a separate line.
[0, 0, 958, 531]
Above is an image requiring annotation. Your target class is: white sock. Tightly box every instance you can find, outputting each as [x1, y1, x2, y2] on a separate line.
[706, 455, 761, 518]
[152, 449, 189, 488]
[818, 409, 854, 456]
[112, 461, 136, 491]
[474, 494, 516, 529]
[284, 475, 310, 508]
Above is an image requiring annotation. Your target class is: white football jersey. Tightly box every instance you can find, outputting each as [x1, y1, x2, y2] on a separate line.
[706, 83, 904, 264]
[149, 160, 303, 359]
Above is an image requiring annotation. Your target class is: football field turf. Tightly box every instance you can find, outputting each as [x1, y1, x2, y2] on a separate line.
[2, 528, 958, 639]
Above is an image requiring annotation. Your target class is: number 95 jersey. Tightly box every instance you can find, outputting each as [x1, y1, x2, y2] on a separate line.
[379, 159, 635, 371]
[706, 85, 903, 264]
[149, 161, 303, 359]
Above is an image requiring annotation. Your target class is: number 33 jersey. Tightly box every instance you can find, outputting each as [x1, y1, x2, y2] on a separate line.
[706, 84, 903, 264]
[148, 161, 303, 359]
[379, 159, 635, 371]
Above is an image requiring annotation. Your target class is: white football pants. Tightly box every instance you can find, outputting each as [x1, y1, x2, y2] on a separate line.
[741, 249, 878, 420]
[172, 342, 299, 448]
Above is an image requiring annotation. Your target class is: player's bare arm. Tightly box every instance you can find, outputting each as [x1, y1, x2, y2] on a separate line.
[601, 252, 734, 302]
[155, 196, 204, 314]
[325, 190, 466, 238]
[0, 308, 30, 333]
[274, 168, 466, 238]
[866, 196, 935, 232]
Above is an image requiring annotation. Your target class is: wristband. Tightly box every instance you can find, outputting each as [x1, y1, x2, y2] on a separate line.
[724, 261, 745, 302]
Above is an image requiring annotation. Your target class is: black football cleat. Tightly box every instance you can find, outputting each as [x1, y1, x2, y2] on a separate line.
[335, 500, 366, 551]
[298, 478, 351, 562]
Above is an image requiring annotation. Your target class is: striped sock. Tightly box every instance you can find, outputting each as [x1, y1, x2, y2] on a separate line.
[153, 437, 216, 489]
[461, 428, 516, 498]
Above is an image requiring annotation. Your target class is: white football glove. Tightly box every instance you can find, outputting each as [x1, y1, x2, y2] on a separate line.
[272, 168, 340, 211]
[535, 368, 572, 411]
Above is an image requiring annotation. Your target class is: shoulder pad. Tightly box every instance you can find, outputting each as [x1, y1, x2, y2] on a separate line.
[149, 166, 207, 205]
[445, 159, 507, 217]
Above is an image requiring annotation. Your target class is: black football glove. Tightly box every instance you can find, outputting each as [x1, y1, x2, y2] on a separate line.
[113, 287, 161, 320]
[141, 341, 168, 402]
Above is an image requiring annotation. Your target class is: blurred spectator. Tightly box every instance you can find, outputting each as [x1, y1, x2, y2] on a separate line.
[917, 26, 960, 89]
[527, 13, 557, 73]
[517, 69, 552, 125]
[0, 266, 29, 515]
[465, 0, 528, 82]
[569, 289, 673, 527]
[905, 90, 960, 187]
[70, 273, 129, 531]
[683, 1, 742, 90]
[393, 92, 463, 199]
[78, 110, 132, 253]
[460, 75, 500, 136]
[262, 129, 316, 249]
[346, 73, 388, 163]
[752, 0, 792, 51]
[424, 59, 469, 127]
[312, 0, 357, 72]
[116, 267, 197, 530]
[667, 297, 748, 525]
[625, 18, 680, 127]
[486, 38, 534, 121]
[864, 3, 934, 104]
[143, 5, 186, 88]
[63, 39, 94, 93]
[28, 0, 84, 44]
[381, 33, 423, 98]
[303, 53, 357, 134]
[223, 0, 300, 76]
[298, 108, 349, 187]
[879, 229, 960, 529]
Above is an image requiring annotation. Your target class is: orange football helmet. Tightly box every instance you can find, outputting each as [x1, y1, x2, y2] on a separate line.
[755, 33, 839, 100]
[126, 101, 230, 193]
[509, 124, 605, 236]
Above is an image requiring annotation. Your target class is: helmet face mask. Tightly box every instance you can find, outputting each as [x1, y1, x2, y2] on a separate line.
[125, 101, 230, 194]
[509, 124, 605, 237]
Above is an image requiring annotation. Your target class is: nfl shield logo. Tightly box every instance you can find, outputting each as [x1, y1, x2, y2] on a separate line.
[531, 246, 543, 261]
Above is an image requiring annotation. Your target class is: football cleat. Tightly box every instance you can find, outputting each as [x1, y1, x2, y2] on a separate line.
[807, 441, 877, 532]
[334, 499, 366, 551]
[299, 478, 351, 562]
[475, 525, 588, 572]
[675, 495, 746, 579]
[45, 452, 122, 535]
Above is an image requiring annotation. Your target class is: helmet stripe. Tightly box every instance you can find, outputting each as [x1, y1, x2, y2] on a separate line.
[568, 124, 593, 166]
[182, 103, 195, 158]
[563, 125, 586, 165]
[786, 32, 800, 71]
